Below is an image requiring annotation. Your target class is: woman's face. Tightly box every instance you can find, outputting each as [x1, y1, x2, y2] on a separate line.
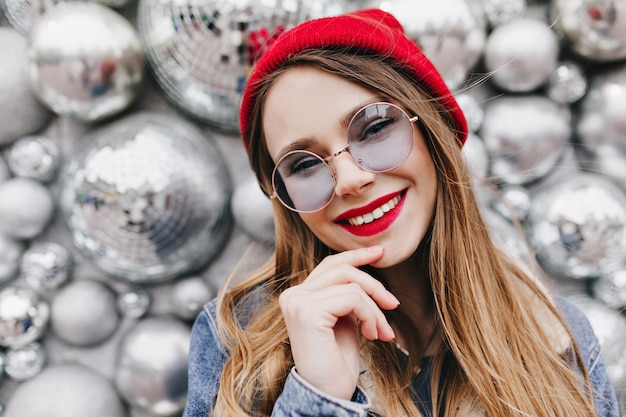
[263, 66, 437, 268]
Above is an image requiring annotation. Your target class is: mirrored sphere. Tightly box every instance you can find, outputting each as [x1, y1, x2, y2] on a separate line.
[455, 93, 485, 133]
[0, 286, 50, 348]
[492, 184, 532, 221]
[6, 135, 61, 183]
[480, 95, 571, 185]
[231, 176, 275, 244]
[50, 280, 120, 346]
[567, 295, 626, 388]
[4, 342, 46, 381]
[0, 234, 25, 284]
[0, 177, 55, 239]
[461, 133, 489, 180]
[115, 317, 191, 416]
[20, 242, 73, 291]
[138, 0, 315, 130]
[26, 2, 145, 122]
[593, 267, 626, 310]
[483, 0, 526, 27]
[351, 0, 486, 90]
[0, 28, 51, 146]
[482, 206, 533, 267]
[552, 0, 626, 61]
[527, 173, 626, 280]
[58, 113, 232, 283]
[1, 0, 132, 35]
[484, 17, 559, 92]
[575, 64, 626, 188]
[3, 363, 126, 417]
[170, 276, 214, 321]
[117, 287, 151, 319]
[546, 61, 588, 104]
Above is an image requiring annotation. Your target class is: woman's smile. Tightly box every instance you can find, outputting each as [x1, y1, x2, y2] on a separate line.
[334, 190, 406, 237]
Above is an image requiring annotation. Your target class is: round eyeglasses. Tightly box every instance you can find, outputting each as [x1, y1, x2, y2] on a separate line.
[270, 102, 418, 213]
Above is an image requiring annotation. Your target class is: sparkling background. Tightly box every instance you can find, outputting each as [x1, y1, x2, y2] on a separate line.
[0, 0, 625, 415]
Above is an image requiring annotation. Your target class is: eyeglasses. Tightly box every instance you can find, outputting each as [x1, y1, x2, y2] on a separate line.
[270, 102, 418, 213]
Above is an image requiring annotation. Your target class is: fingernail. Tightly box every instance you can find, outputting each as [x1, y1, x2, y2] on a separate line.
[388, 291, 400, 306]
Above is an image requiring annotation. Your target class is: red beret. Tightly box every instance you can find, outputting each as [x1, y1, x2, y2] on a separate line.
[239, 8, 468, 150]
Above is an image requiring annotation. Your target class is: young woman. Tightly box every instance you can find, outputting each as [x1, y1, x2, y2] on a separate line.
[183, 9, 619, 417]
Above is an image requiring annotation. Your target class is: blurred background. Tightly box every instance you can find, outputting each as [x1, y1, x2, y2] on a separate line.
[0, 0, 625, 415]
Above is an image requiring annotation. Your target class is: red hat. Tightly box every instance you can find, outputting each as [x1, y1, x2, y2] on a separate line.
[239, 8, 468, 150]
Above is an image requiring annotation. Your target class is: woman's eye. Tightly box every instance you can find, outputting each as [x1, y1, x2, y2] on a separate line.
[359, 118, 394, 142]
[289, 155, 322, 176]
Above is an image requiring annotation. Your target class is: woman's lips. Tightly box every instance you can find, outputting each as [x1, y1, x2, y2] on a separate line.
[335, 190, 407, 237]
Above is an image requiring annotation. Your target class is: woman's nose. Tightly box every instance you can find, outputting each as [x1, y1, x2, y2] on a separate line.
[332, 152, 376, 198]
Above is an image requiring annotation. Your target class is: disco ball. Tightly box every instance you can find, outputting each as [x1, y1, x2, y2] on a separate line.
[350, 0, 486, 90]
[483, 0, 526, 27]
[114, 317, 191, 416]
[593, 267, 626, 310]
[58, 112, 232, 283]
[4, 363, 126, 417]
[0, 177, 55, 240]
[480, 95, 571, 185]
[26, 2, 145, 122]
[545, 61, 588, 104]
[50, 279, 120, 346]
[170, 276, 214, 321]
[1, 0, 132, 35]
[137, 0, 317, 131]
[0, 286, 50, 348]
[3, 342, 46, 381]
[0, 234, 24, 284]
[551, 0, 626, 62]
[20, 242, 73, 291]
[231, 175, 275, 244]
[6, 135, 61, 183]
[461, 132, 489, 180]
[575, 64, 626, 189]
[0, 28, 51, 146]
[527, 172, 626, 280]
[483, 17, 559, 92]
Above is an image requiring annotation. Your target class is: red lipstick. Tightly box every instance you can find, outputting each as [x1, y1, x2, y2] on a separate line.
[335, 190, 406, 237]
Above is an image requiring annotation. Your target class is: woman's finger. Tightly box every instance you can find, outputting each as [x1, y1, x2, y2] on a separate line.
[302, 247, 400, 310]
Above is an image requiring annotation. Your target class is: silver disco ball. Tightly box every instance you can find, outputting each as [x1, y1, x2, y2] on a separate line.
[58, 112, 232, 283]
[483, 17, 559, 93]
[576, 64, 626, 189]
[26, 2, 145, 122]
[551, 0, 626, 62]
[1, 0, 132, 35]
[0, 286, 50, 348]
[527, 172, 626, 280]
[350, 0, 486, 90]
[114, 317, 191, 416]
[480, 95, 571, 185]
[137, 0, 318, 131]
[4, 363, 126, 417]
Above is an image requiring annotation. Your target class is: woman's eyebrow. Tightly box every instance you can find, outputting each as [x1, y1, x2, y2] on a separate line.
[275, 137, 317, 160]
[339, 97, 386, 128]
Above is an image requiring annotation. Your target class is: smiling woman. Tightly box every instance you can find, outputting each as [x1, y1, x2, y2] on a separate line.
[183, 8, 619, 417]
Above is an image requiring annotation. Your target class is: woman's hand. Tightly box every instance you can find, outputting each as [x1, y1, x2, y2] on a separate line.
[278, 246, 399, 400]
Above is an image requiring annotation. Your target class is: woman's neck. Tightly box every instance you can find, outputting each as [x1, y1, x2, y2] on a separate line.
[373, 252, 440, 356]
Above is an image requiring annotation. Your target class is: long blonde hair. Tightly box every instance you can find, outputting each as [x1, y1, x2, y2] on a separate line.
[214, 49, 597, 416]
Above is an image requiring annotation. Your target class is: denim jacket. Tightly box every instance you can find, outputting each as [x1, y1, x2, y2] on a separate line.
[182, 296, 620, 417]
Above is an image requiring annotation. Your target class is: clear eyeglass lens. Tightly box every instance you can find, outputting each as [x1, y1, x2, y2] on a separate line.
[272, 102, 414, 212]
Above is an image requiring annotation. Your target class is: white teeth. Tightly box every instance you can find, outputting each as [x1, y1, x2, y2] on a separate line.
[347, 195, 401, 226]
